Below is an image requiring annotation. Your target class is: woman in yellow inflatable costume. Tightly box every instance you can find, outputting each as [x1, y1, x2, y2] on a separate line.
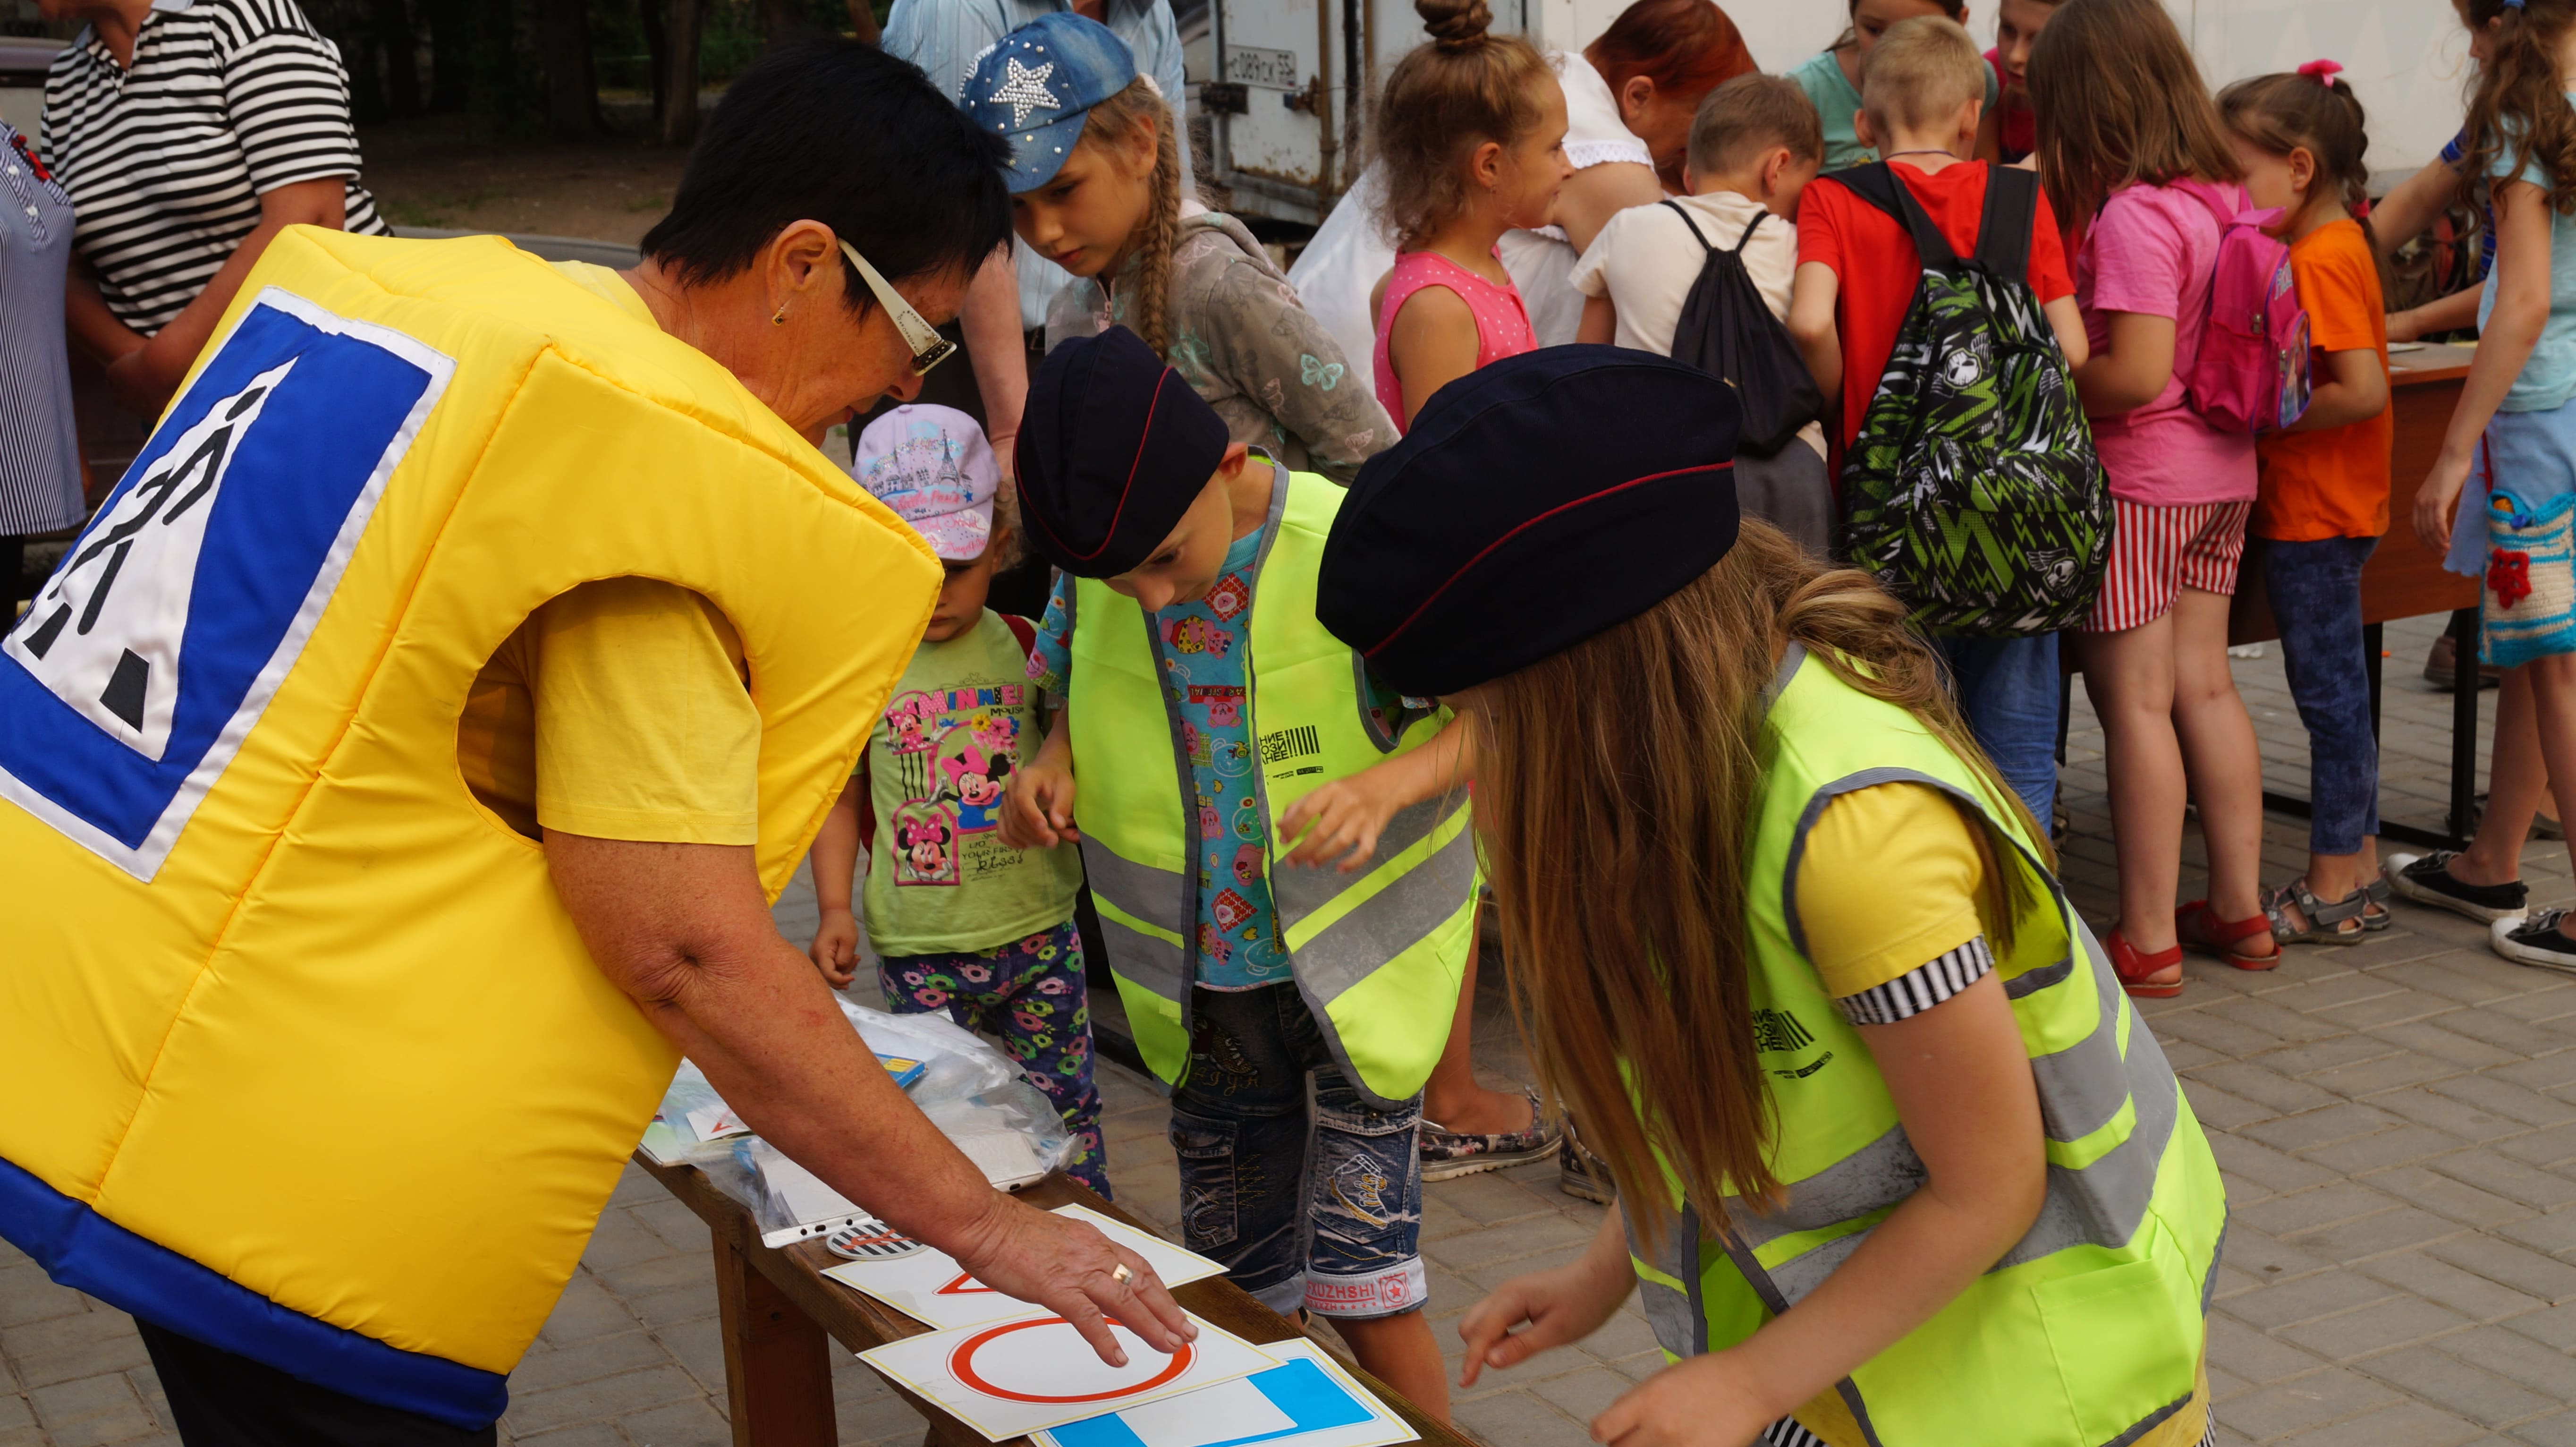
[0, 37, 1190, 1445]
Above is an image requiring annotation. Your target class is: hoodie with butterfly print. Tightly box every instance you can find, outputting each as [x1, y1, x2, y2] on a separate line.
[1045, 207, 1397, 484]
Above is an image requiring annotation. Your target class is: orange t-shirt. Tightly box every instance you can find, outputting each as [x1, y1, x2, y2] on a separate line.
[2254, 219, 2391, 541]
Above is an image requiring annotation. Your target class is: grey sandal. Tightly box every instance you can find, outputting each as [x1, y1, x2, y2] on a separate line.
[2363, 876, 2393, 930]
[2262, 877, 2372, 945]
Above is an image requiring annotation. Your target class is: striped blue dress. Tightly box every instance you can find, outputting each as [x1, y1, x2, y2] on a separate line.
[0, 120, 85, 540]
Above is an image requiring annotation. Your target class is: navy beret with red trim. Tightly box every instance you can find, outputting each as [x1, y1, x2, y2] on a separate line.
[1014, 326, 1232, 578]
[1318, 346, 1740, 697]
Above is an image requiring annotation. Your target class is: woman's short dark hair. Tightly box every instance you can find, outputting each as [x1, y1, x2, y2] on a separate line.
[642, 38, 1010, 311]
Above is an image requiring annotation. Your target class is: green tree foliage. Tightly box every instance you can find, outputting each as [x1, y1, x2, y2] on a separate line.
[299, 0, 872, 143]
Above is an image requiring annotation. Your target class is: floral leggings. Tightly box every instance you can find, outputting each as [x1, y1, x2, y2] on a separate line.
[877, 917, 1109, 1198]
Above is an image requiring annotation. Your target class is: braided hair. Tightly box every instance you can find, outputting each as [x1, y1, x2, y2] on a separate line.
[2219, 68, 2383, 277]
[1081, 77, 1185, 356]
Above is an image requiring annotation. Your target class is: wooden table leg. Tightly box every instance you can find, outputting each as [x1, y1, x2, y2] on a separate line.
[713, 1235, 837, 1447]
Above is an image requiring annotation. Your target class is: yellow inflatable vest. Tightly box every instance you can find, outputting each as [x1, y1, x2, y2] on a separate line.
[0, 228, 938, 1427]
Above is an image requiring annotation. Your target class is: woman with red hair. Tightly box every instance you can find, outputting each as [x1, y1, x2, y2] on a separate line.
[1492, 0, 1758, 345]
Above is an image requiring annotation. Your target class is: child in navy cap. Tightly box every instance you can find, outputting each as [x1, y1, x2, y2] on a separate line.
[1000, 326, 1473, 1419]
[804, 404, 1106, 1197]
[1319, 347, 2222, 1447]
[957, 13, 1394, 485]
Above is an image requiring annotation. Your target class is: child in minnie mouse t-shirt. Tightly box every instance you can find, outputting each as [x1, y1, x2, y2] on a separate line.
[805, 405, 1103, 1195]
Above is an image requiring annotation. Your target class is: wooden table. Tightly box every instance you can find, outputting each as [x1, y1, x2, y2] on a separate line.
[635, 1155, 1474, 1447]
[2225, 342, 2484, 847]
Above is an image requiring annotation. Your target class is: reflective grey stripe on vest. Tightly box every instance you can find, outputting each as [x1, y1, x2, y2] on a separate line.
[1082, 835, 1189, 937]
[1270, 794, 1454, 931]
[1712, 930, 2185, 1307]
[1268, 797, 1476, 1006]
[1699, 750, 2185, 1319]
[1626, 1200, 1709, 1358]
[1092, 906, 1189, 1007]
[1080, 836, 1189, 1006]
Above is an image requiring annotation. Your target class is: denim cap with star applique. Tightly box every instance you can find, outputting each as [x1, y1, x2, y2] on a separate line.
[958, 12, 1138, 193]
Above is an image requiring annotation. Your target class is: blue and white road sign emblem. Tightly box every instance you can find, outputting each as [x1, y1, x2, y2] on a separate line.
[0, 288, 455, 879]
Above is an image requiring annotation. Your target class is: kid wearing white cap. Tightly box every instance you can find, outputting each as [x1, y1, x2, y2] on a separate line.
[806, 404, 1105, 1196]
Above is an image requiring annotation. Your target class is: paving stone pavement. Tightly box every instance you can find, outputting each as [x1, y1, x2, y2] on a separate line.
[23, 613, 2576, 1445]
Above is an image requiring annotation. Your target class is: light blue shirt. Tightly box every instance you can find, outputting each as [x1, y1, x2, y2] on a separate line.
[2482, 96, 2576, 414]
[1786, 48, 2000, 173]
[884, 0, 1195, 332]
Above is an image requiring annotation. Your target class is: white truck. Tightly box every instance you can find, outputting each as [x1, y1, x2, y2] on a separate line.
[1189, 0, 2483, 226]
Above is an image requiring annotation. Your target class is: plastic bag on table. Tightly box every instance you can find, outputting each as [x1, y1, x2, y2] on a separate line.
[638, 1059, 752, 1166]
[919, 1072, 1074, 1192]
[676, 998, 1078, 1247]
[836, 997, 1018, 1110]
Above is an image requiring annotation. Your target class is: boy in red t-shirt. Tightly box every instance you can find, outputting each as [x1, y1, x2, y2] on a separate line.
[1786, 14, 2088, 825]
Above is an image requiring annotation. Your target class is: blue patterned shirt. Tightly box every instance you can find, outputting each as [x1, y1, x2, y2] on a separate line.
[1031, 529, 1286, 988]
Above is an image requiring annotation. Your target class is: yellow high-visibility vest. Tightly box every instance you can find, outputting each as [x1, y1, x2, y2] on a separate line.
[1628, 650, 2225, 1447]
[0, 228, 937, 1428]
[1066, 466, 1475, 1106]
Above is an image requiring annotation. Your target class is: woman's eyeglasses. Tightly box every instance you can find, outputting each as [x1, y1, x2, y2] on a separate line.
[839, 241, 958, 377]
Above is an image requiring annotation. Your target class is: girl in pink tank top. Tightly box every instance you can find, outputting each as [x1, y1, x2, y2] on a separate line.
[1369, 1, 1575, 432]
[1374, 253, 1537, 428]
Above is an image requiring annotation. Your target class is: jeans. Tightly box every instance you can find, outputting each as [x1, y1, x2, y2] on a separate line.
[1169, 983, 1427, 1320]
[1937, 632, 2061, 820]
[2262, 536, 2381, 854]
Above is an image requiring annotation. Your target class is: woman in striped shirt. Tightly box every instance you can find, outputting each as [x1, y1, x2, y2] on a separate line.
[40, 0, 389, 414]
[0, 120, 87, 601]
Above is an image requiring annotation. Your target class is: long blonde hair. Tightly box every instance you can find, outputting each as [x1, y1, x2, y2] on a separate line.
[1473, 522, 2046, 1247]
[1080, 77, 1185, 355]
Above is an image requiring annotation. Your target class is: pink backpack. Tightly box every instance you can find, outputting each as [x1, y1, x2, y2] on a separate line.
[2176, 179, 2311, 434]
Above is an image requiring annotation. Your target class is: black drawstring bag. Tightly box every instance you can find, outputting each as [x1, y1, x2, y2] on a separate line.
[1663, 202, 1827, 459]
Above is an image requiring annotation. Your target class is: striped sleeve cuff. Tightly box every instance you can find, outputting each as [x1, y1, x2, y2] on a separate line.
[1834, 936, 1994, 1027]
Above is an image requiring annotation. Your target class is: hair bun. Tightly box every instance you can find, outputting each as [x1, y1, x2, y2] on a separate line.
[1416, 0, 1494, 49]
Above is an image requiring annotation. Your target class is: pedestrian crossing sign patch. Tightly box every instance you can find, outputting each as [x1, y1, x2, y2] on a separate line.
[0, 287, 454, 879]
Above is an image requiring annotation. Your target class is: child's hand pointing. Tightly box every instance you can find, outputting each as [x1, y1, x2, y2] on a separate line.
[1000, 760, 1079, 849]
[1278, 768, 1408, 872]
[1000, 713, 1079, 850]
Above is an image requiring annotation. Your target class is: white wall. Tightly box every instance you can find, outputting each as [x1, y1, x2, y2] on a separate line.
[1497, 0, 2472, 179]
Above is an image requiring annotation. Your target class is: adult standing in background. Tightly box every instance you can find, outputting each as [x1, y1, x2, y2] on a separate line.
[1291, 0, 1754, 382]
[40, 0, 392, 417]
[881, 0, 1194, 464]
[0, 119, 87, 604]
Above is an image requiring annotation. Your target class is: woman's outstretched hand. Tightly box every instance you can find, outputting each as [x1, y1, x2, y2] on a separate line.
[948, 1195, 1197, 1367]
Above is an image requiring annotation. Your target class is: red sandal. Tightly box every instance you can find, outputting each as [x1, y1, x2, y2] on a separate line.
[2176, 900, 2280, 971]
[2108, 927, 2185, 998]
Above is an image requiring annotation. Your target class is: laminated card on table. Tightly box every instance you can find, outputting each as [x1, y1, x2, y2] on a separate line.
[856, 1309, 1278, 1441]
[1031, 1338, 1418, 1447]
[823, 1206, 1228, 1331]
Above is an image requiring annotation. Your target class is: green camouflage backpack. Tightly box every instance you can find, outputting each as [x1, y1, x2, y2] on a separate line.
[1836, 163, 2110, 636]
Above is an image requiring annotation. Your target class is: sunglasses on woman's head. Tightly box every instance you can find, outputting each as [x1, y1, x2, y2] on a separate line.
[839, 241, 958, 377]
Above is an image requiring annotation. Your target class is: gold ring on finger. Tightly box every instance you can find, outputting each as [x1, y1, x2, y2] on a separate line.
[1111, 1264, 1133, 1286]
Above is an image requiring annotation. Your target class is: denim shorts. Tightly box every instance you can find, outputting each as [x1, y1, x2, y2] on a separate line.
[2449, 401, 2576, 578]
[1169, 984, 1427, 1320]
